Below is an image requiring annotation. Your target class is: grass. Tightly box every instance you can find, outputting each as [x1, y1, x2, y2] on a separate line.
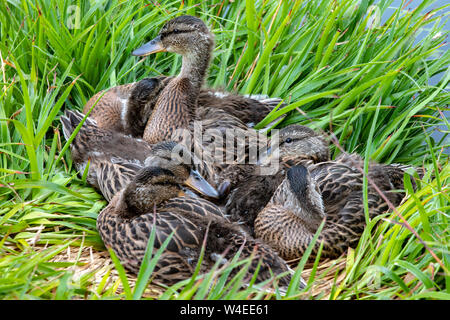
[0, 0, 449, 300]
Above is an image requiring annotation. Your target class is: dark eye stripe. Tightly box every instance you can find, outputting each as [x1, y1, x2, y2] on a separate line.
[160, 29, 192, 39]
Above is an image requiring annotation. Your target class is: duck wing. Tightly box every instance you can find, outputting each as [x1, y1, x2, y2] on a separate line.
[225, 171, 285, 236]
[60, 110, 154, 200]
[60, 109, 153, 164]
[92, 157, 144, 202]
[198, 90, 285, 126]
[83, 83, 136, 133]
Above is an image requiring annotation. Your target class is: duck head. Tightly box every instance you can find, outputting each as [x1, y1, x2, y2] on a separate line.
[259, 125, 330, 165]
[118, 141, 219, 219]
[132, 15, 213, 55]
[132, 15, 214, 87]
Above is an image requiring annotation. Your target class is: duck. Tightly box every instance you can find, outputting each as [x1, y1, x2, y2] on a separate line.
[132, 15, 230, 143]
[254, 165, 325, 260]
[254, 160, 410, 261]
[131, 15, 271, 195]
[225, 124, 420, 237]
[224, 125, 330, 234]
[96, 142, 302, 289]
[60, 109, 219, 202]
[248, 126, 421, 260]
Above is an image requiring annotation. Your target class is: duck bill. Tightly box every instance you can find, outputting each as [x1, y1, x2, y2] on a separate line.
[184, 170, 219, 199]
[132, 35, 166, 56]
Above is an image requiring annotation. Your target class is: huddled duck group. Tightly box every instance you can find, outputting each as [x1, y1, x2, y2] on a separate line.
[60, 15, 419, 290]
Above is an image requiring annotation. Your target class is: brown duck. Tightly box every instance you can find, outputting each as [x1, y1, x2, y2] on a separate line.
[224, 125, 330, 234]
[132, 15, 245, 142]
[246, 125, 421, 260]
[82, 22, 281, 138]
[132, 15, 271, 195]
[225, 124, 419, 240]
[97, 141, 303, 289]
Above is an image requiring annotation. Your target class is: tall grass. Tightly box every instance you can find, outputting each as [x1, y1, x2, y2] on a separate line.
[0, 0, 448, 299]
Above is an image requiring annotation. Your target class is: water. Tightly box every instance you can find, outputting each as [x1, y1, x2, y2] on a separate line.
[380, 0, 449, 149]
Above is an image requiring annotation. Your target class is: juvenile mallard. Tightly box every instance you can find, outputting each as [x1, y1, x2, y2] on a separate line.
[83, 18, 282, 137]
[254, 166, 325, 260]
[132, 15, 223, 143]
[132, 15, 269, 195]
[224, 125, 330, 234]
[97, 146, 303, 289]
[60, 109, 218, 202]
[225, 124, 420, 238]
[249, 125, 421, 260]
[254, 160, 412, 260]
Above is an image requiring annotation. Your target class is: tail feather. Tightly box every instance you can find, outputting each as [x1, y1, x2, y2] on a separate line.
[60, 114, 76, 142]
[60, 109, 97, 141]
[258, 98, 286, 109]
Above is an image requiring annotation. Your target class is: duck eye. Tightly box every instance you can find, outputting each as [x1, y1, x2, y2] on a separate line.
[173, 28, 179, 34]
[285, 138, 293, 144]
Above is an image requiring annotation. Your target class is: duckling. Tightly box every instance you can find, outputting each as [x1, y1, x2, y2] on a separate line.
[249, 125, 421, 260]
[254, 166, 325, 260]
[82, 77, 168, 136]
[132, 15, 269, 194]
[97, 147, 302, 289]
[132, 15, 216, 143]
[225, 124, 420, 238]
[224, 125, 330, 234]
[60, 109, 219, 202]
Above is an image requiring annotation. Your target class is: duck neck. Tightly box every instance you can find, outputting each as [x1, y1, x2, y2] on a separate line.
[178, 43, 212, 91]
[143, 77, 196, 143]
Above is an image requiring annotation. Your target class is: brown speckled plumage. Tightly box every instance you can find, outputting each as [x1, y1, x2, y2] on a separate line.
[60, 109, 153, 201]
[143, 77, 197, 144]
[132, 16, 272, 193]
[226, 125, 420, 244]
[255, 158, 411, 260]
[82, 83, 136, 133]
[82, 75, 280, 137]
[224, 125, 330, 234]
[139, 16, 214, 144]
[97, 160, 303, 288]
[251, 126, 421, 261]
[82, 76, 169, 137]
